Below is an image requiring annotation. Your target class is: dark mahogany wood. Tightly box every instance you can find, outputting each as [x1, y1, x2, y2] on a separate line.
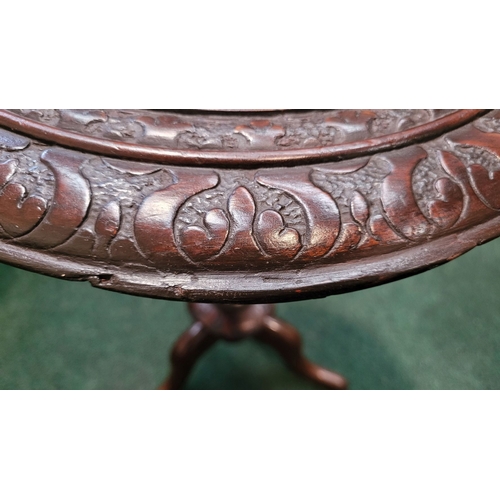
[0, 109, 499, 388]
[159, 303, 348, 390]
[0, 109, 483, 166]
[0, 109, 499, 303]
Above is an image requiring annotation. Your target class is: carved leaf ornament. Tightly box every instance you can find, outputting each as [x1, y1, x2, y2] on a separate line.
[0, 109, 498, 302]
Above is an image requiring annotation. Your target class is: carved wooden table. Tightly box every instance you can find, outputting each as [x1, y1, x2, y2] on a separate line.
[0, 109, 499, 389]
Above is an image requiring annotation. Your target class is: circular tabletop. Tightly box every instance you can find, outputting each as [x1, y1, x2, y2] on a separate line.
[0, 109, 499, 303]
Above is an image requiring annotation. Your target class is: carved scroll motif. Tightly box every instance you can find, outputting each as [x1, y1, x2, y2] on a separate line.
[255, 170, 340, 260]
[178, 208, 229, 262]
[0, 147, 91, 248]
[380, 146, 465, 240]
[0, 180, 47, 237]
[134, 169, 220, 266]
[20, 149, 91, 248]
[175, 179, 302, 266]
[1, 118, 500, 275]
[447, 126, 500, 211]
[168, 169, 341, 268]
[0, 158, 47, 237]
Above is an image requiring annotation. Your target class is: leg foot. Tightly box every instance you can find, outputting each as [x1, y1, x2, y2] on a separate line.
[255, 315, 348, 390]
[159, 321, 217, 390]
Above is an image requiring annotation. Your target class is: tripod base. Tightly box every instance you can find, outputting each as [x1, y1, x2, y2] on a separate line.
[159, 303, 348, 390]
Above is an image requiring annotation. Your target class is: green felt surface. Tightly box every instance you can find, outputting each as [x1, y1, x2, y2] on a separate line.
[0, 238, 499, 390]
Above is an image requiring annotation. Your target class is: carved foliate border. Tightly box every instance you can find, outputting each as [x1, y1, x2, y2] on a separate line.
[0, 110, 499, 302]
[0, 109, 484, 166]
[6, 109, 455, 151]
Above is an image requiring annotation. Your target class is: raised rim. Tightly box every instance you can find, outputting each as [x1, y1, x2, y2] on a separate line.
[0, 109, 486, 167]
